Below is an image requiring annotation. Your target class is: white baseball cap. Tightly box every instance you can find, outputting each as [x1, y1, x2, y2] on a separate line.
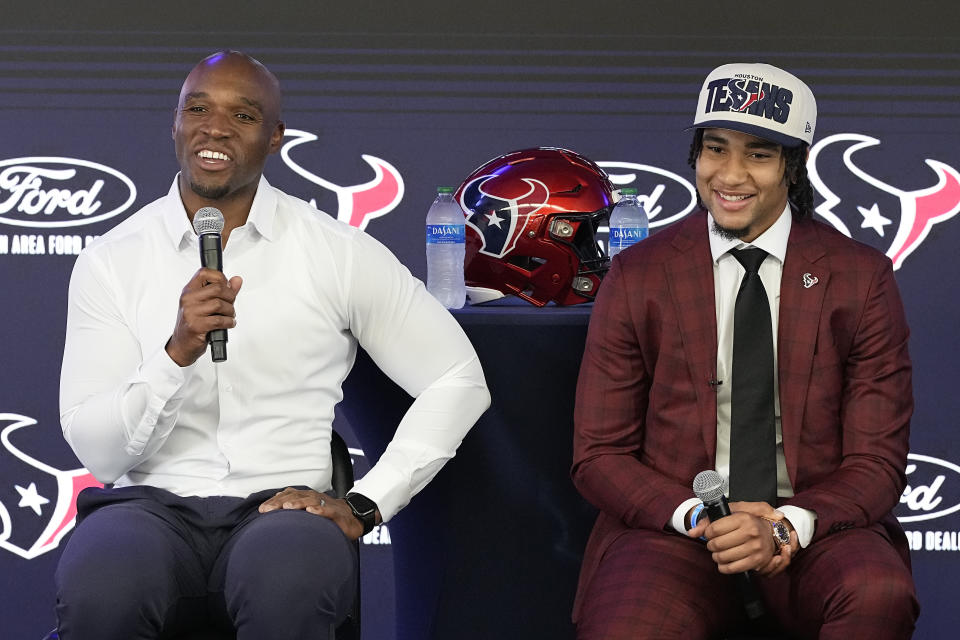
[691, 63, 817, 147]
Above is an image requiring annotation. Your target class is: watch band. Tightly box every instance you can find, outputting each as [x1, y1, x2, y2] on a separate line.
[344, 492, 378, 536]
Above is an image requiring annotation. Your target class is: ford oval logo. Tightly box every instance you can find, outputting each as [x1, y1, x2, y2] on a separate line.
[597, 161, 697, 228]
[896, 453, 960, 523]
[0, 157, 137, 229]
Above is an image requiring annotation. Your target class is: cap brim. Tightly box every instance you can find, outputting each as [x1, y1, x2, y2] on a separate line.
[686, 119, 806, 148]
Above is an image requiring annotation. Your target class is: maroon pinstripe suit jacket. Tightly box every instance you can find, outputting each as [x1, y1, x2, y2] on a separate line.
[571, 210, 913, 620]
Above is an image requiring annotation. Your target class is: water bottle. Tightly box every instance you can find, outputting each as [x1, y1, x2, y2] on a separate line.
[608, 187, 649, 258]
[425, 186, 466, 309]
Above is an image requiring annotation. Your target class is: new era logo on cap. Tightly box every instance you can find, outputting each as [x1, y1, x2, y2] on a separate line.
[692, 63, 817, 147]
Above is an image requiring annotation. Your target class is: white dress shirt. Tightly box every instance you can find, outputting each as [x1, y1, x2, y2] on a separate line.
[60, 176, 490, 522]
[671, 204, 815, 547]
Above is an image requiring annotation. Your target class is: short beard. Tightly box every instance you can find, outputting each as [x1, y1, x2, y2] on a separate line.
[190, 180, 230, 201]
[710, 218, 751, 241]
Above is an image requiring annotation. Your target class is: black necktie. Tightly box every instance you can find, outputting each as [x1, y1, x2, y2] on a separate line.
[729, 248, 777, 505]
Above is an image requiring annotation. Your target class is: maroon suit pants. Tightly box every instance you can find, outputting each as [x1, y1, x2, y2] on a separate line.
[576, 525, 918, 640]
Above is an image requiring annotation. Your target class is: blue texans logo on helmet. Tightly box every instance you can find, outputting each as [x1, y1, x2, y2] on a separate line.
[808, 133, 960, 269]
[459, 174, 550, 258]
[0, 413, 101, 560]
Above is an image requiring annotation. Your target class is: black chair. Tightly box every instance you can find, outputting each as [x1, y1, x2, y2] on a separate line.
[327, 429, 362, 640]
[45, 430, 361, 640]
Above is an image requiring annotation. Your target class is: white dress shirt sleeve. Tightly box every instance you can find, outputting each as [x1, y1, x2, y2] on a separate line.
[59, 249, 197, 483]
[671, 497, 703, 534]
[342, 232, 491, 522]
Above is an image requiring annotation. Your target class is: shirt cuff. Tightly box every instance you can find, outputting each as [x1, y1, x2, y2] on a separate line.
[124, 346, 196, 455]
[671, 497, 704, 534]
[778, 505, 816, 548]
[349, 463, 408, 524]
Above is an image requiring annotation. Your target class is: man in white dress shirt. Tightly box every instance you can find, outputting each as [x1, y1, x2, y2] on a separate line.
[54, 50, 490, 639]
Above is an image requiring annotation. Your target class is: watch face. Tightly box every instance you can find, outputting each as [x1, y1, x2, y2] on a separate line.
[346, 493, 377, 517]
[772, 521, 790, 546]
[346, 492, 378, 536]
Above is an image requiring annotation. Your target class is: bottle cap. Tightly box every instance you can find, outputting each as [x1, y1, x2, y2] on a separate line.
[437, 186, 455, 194]
[620, 187, 638, 196]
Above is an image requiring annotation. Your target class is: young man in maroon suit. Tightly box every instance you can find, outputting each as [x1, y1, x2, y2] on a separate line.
[572, 63, 919, 639]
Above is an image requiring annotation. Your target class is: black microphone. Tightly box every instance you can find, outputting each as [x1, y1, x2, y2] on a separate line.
[692, 470, 765, 621]
[193, 207, 228, 363]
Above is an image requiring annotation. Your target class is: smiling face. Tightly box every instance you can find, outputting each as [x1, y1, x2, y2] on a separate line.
[695, 128, 789, 242]
[172, 52, 284, 216]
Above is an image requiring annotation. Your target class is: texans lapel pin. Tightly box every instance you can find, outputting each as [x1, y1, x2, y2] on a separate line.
[802, 273, 819, 289]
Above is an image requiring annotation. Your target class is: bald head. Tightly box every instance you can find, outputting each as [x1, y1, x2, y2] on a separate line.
[178, 50, 282, 125]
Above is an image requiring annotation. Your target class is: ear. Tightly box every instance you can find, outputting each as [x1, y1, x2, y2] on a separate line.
[789, 146, 811, 185]
[782, 149, 796, 185]
[268, 120, 285, 154]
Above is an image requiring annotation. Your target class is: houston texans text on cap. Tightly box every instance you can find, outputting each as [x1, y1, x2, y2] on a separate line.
[691, 62, 817, 148]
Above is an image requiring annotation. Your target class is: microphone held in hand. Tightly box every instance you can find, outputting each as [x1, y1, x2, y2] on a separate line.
[692, 470, 765, 621]
[693, 469, 733, 521]
[192, 207, 228, 362]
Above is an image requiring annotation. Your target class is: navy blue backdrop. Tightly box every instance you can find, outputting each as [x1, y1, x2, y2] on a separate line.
[1, 3, 958, 638]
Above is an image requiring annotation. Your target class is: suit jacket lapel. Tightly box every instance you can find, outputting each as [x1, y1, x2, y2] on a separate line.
[666, 212, 720, 465]
[779, 218, 828, 487]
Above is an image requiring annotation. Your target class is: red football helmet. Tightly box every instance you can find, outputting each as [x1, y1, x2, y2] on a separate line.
[455, 147, 615, 306]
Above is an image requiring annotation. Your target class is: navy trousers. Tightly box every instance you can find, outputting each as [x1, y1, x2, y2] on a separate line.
[54, 485, 357, 640]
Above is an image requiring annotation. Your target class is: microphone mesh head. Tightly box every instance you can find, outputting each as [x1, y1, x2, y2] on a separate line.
[193, 207, 224, 235]
[692, 470, 727, 504]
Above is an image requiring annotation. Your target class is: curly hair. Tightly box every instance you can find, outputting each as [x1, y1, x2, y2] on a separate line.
[687, 128, 814, 220]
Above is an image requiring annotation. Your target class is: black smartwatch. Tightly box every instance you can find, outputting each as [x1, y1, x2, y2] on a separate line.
[344, 492, 378, 536]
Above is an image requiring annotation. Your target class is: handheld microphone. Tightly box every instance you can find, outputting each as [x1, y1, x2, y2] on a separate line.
[192, 207, 227, 363]
[693, 470, 765, 621]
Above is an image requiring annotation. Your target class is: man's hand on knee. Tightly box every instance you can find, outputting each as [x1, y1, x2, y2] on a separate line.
[259, 487, 329, 513]
[258, 487, 365, 541]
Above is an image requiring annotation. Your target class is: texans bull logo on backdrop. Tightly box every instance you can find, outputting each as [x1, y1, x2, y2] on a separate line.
[460, 175, 550, 258]
[280, 129, 404, 230]
[0, 413, 101, 560]
[808, 133, 960, 269]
